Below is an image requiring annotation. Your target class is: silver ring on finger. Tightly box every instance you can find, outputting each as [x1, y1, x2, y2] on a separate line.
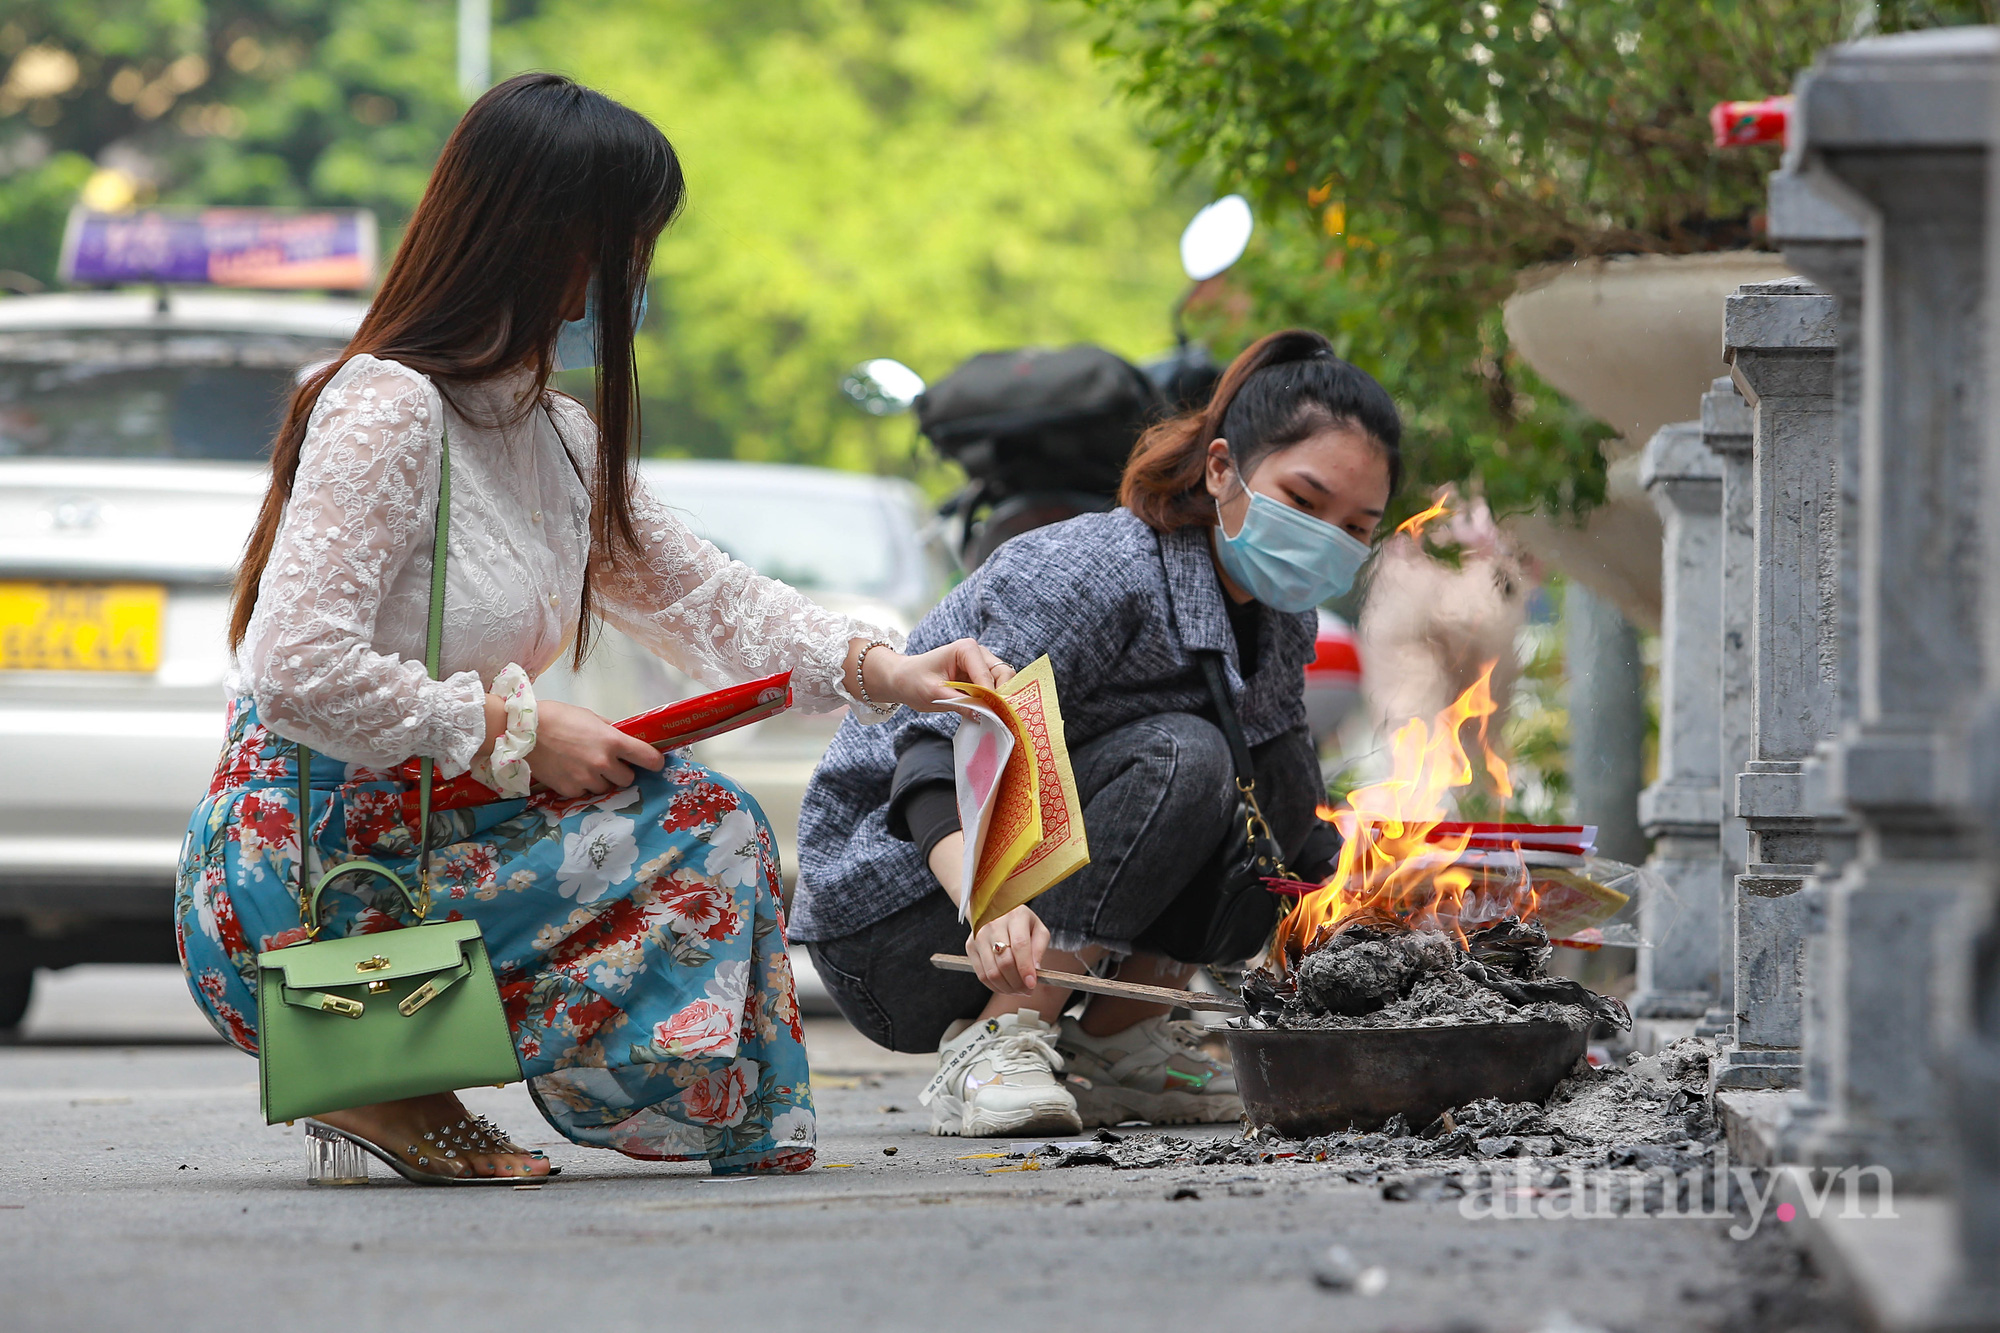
[994, 941, 1009, 953]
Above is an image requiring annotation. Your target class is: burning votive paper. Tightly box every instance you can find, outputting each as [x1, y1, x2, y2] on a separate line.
[943, 656, 1090, 931]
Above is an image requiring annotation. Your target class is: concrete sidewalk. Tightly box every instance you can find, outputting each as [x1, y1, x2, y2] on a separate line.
[2, 967, 1854, 1333]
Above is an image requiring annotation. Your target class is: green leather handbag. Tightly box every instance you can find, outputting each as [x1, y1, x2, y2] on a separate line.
[256, 424, 522, 1125]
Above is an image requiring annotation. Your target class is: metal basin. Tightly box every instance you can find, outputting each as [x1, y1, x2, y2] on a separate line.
[1223, 1021, 1589, 1137]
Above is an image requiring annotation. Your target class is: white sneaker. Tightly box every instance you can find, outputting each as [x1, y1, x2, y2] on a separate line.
[921, 1009, 1083, 1138]
[1058, 1015, 1244, 1128]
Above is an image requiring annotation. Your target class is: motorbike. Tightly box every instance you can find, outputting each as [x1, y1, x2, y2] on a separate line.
[842, 195, 1255, 572]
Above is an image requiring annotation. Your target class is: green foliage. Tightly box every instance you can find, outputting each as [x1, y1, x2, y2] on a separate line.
[0, 2, 470, 288]
[531, 0, 1196, 479]
[0, 151, 90, 284]
[0, 1, 1196, 486]
[1080, 0, 1857, 521]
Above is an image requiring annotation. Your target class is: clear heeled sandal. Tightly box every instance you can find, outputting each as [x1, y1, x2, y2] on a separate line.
[304, 1115, 560, 1186]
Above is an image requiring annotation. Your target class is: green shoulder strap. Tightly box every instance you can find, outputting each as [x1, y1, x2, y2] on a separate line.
[296, 422, 452, 937]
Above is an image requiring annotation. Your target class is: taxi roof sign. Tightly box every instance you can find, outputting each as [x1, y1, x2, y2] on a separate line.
[59, 207, 378, 291]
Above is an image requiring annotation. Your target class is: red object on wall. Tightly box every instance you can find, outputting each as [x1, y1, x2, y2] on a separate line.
[1306, 619, 1362, 685]
[1710, 96, 1791, 148]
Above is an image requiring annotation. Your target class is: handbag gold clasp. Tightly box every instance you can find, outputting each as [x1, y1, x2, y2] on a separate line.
[356, 955, 391, 973]
[398, 980, 443, 1017]
[317, 995, 364, 1018]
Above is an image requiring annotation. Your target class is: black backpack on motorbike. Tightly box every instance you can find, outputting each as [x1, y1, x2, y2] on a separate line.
[916, 344, 1164, 570]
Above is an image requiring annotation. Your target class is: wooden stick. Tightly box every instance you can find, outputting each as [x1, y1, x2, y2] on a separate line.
[929, 952, 1245, 1013]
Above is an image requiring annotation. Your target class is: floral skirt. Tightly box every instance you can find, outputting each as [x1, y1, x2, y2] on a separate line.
[175, 696, 815, 1173]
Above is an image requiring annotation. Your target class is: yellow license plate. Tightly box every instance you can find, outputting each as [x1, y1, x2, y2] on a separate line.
[0, 581, 165, 672]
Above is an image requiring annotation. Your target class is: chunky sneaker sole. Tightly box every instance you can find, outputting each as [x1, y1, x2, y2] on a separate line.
[1067, 1079, 1242, 1130]
[922, 1010, 1084, 1138]
[1059, 1015, 1244, 1129]
[929, 1091, 1084, 1138]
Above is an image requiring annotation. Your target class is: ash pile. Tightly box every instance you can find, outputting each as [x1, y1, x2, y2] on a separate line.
[1236, 913, 1631, 1033]
[1048, 1037, 1719, 1174]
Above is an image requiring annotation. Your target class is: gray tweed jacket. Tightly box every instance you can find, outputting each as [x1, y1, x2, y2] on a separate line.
[788, 507, 1316, 942]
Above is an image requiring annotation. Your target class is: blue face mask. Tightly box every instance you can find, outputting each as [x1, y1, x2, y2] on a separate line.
[552, 281, 650, 372]
[1213, 469, 1372, 612]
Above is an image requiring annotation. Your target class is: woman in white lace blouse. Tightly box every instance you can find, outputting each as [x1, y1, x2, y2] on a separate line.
[176, 73, 1003, 1182]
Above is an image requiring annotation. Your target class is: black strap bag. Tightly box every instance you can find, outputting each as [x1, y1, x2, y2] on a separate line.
[1138, 653, 1294, 965]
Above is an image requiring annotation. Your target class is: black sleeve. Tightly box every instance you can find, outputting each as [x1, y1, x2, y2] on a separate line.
[885, 733, 960, 859]
[1293, 818, 1343, 883]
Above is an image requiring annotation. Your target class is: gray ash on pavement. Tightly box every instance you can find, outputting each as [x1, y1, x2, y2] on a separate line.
[1046, 1037, 1720, 1174]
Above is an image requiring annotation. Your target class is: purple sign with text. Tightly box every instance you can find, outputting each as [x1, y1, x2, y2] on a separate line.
[60, 208, 378, 290]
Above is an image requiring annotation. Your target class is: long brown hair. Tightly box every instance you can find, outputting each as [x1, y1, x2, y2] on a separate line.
[1118, 329, 1402, 532]
[229, 72, 685, 665]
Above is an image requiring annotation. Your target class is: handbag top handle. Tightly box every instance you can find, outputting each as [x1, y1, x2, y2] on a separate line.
[294, 423, 452, 935]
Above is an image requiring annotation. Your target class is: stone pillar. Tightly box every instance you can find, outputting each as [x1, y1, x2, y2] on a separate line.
[1772, 168, 1869, 1145]
[1634, 422, 1725, 1024]
[1565, 586, 1647, 866]
[1789, 27, 1994, 1188]
[1713, 279, 1843, 1094]
[1951, 26, 2000, 1321]
[1698, 379, 1754, 1039]
[1948, 912, 2000, 1323]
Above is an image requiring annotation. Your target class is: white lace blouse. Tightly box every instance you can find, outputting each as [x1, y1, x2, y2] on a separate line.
[240, 354, 900, 777]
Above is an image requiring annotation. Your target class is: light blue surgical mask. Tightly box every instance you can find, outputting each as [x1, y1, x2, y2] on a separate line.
[1213, 468, 1372, 612]
[552, 281, 650, 372]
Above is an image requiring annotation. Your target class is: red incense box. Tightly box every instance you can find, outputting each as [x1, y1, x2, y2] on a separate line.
[395, 670, 793, 818]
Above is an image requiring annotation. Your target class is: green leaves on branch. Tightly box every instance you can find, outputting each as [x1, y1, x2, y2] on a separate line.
[1081, 0, 1852, 520]
[0, 0, 471, 287]
[1, 1, 1199, 489]
[535, 0, 1197, 480]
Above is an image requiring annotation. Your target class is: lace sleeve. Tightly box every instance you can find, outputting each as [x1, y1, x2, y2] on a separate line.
[563, 408, 902, 714]
[241, 357, 488, 774]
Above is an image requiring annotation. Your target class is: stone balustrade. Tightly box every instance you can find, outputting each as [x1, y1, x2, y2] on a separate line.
[1634, 420, 1724, 1022]
[1767, 166, 1866, 1153]
[1713, 279, 1844, 1093]
[1697, 380, 1754, 1043]
[1786, 24, 1993, 1195]
[1621, 25, 2000, 1323]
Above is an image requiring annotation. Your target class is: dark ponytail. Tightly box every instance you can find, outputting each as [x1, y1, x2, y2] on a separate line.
[1118, 328, 1402, 532]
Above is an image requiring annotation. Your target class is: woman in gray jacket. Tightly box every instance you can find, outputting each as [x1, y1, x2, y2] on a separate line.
[791, 330, 1402, 1137]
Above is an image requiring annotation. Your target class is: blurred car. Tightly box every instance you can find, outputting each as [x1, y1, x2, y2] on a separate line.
[0, 293, 948, 1029]
[0, 290, 365, 1028]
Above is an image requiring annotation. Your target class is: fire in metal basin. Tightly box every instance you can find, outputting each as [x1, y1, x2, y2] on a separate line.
[1230, 664, 1636, 1134]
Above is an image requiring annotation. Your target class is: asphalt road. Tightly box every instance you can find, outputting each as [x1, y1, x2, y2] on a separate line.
[3, 967, 1855, 1333]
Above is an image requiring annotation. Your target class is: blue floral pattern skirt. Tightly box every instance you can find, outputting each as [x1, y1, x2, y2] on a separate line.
[176, 697, 815, 1174]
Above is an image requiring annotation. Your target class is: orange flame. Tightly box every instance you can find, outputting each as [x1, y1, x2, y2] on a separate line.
[1394, 494, 1452, 541]
[1277, 662, 1524, 968]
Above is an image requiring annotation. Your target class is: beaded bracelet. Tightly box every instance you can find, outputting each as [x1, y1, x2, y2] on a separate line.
[854, 639, 898, 715]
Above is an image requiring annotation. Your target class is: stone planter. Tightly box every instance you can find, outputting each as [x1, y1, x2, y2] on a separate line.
[1503, 252, 1793, 629]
